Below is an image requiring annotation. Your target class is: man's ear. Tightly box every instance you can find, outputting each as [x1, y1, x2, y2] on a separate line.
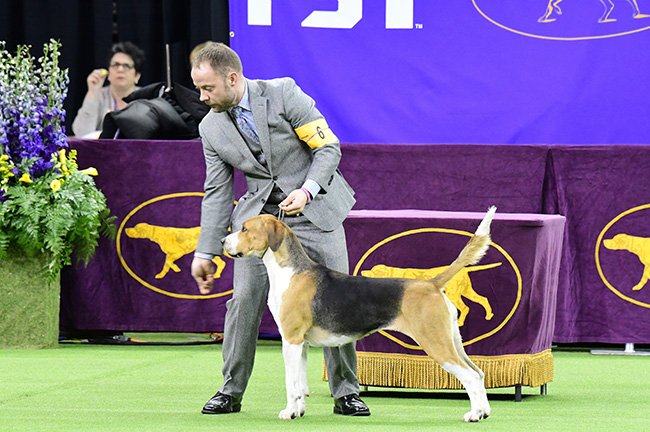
[227, 71, 237, 87]
[267, 219, 285, 252]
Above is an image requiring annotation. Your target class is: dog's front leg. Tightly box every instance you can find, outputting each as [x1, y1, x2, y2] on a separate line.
[299, 343, 310, 399]
[279, 339, 307, 420]
[633, 271, 649, 291]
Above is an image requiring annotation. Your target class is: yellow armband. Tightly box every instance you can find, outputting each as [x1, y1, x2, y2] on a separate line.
[294, 119, 338, 149]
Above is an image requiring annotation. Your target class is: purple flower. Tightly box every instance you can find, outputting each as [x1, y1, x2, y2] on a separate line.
[1, 40, 69, 182]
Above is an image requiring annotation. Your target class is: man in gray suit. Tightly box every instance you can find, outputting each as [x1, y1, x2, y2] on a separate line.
[190, 43, 370, 416]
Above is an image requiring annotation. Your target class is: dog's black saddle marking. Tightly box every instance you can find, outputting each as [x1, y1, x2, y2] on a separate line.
[310, 267, 406, 337]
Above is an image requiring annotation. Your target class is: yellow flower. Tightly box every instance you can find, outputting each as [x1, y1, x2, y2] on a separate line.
[79, 167, 98, 176]
[19, 173, 33, 183]
[50, 179, 62, 191]
[0, 154, 9, 161]
[57, 150, 70, 176]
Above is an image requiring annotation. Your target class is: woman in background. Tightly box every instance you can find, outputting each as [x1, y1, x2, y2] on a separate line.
[71, 41, 145, 137]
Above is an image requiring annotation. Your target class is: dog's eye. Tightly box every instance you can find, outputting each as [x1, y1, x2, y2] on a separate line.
[241, 227, 247, 232]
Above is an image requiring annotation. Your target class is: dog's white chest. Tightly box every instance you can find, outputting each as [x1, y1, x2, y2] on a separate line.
[263, 251, 295, 323]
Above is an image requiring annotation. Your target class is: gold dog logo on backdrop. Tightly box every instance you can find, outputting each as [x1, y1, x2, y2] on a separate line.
[537, 0, 650, 23]
[596, 203, 650, 309]
[117, 193, 231, 300]
[125, 224, 225, 279]
[361, 263, 501, 327]
[473, 0, 650, 40]
[353, 227, 522, 348]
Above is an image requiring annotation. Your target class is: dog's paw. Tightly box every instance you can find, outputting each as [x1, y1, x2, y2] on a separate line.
[463, 409, 489, 422]
[278, 407, 304, 420]
[278, 409, 296, 420]
[297, 397, 306, 416]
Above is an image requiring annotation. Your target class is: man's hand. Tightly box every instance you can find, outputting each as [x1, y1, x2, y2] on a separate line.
[279, 189, 309, 216]
[191, 257, 216, 294]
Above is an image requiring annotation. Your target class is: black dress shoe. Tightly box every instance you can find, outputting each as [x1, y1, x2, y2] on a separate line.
[201, 392, 242, 414]
[333, 394, 370, 416]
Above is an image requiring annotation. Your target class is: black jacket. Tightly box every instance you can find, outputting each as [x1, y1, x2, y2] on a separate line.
[99, 82, 209, 140]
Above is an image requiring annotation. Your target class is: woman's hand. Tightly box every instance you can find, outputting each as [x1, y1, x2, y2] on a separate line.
[85, 68, 108, 99]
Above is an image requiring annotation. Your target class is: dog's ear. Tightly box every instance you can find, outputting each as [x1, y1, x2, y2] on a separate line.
[267, 219, 285, 252]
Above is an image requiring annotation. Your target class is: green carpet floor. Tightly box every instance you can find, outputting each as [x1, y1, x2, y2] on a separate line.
[1, 338, 649, 431]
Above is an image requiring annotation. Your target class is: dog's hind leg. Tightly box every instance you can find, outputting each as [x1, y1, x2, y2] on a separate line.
[598, 0, 616, 23]
[461, 288, 494, 322]
[418, 332, 490, 422]
[444, 295, 491, 421]
[441, 359, 490, 422]
[450, 324, 490, 420]
[279, 339, 307, 420]
[400, 291, 490, 422]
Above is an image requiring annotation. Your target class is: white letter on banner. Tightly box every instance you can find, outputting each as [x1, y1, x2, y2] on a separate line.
[386, 0, 413, 29]
[301, 0, 363, 29]
[248, 0, 272, 26]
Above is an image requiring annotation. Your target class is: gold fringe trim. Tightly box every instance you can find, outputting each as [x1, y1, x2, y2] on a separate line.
[323, 350, 553, 389]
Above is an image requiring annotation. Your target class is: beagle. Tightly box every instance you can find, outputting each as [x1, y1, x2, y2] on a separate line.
[222, 207, 496, 422]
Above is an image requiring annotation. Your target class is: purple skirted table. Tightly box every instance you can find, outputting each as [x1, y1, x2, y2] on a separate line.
[336, 210, 565, 393]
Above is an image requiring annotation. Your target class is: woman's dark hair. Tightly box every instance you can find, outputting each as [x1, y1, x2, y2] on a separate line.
[109, 41, 145, 74]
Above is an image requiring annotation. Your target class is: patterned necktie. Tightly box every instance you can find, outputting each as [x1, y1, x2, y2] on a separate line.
[231, 105, 260, 145]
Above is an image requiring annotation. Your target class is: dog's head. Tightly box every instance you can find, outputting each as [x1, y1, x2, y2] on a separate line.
[604, 233, 631, 251]
[125, 223, 152, 239]
[223, 214, 287, 258]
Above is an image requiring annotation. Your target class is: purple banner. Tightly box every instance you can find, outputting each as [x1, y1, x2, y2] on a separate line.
[230, 1, 650, 144]
[546, 146, 650, 343]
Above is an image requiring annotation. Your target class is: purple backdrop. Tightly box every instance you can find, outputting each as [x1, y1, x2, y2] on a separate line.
[60, 140, 650, 345]
[229, 1, 650, 144]
[545, 146, 650, 343]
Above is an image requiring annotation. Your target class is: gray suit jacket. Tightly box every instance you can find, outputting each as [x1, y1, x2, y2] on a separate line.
[196, 77, 356, 256]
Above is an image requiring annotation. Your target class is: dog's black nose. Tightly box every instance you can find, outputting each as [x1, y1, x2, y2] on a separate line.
[220, 237, 227, 245]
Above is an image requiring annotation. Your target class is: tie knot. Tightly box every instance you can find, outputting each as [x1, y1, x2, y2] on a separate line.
[231, 105, 245, 117]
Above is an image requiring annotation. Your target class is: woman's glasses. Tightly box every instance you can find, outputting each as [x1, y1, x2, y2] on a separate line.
[109, 62, 134, 71]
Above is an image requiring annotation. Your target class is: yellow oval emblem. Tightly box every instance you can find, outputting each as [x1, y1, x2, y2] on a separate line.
[596, 204, 650, 309]
[353, 227, 522, 348]
[473, 0, 650, 41]
[116, 192, 232, 300]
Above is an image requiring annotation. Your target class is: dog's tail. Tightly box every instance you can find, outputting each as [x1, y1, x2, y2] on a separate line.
[431, 206, 496, 288]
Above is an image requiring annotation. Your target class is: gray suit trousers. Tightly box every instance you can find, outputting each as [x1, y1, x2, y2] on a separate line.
[219, 216, 359, 399]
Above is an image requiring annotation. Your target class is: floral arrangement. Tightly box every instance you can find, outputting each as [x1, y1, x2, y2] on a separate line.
[0, 39, 115, 280]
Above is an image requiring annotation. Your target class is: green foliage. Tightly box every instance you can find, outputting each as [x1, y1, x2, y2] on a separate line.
[0, 40, 115, 281]
[0, 151, 116, 281]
